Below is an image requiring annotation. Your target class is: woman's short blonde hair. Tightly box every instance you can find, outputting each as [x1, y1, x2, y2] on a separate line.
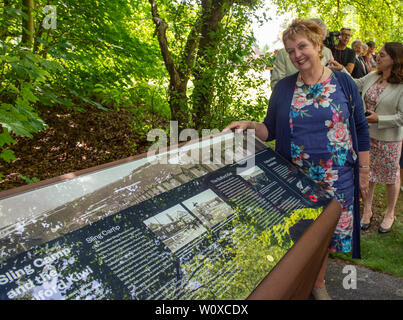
[282, 19, 324, 59]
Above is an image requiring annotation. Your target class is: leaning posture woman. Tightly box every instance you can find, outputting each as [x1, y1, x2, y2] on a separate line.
[224, 19, 370, 300]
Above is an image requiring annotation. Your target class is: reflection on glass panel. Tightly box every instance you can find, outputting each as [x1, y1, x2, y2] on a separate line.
[0, 133, 332, 300]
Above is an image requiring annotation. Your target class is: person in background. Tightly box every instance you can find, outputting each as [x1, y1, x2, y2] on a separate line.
[224, 19, 370, 300]
[351, 40, 368, 78]
[361, 43, 372, 72]
[355, 42, 403, 233]
[367, 41, 378, 69]
[270, 18, 342, 89]
[331, 27, 355, 74]
[364, 42, 377, 71]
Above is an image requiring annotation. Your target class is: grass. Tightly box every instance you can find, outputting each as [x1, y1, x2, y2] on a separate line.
[330, 183, 403, 277]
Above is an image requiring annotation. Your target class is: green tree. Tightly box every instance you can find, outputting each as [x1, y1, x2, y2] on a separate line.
[0, 0, 167, 165]
[271, 0, 402, 45]
[149, 0, 268, 130]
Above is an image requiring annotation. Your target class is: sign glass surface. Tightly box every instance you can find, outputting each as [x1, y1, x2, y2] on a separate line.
[0, 133, 333, 300]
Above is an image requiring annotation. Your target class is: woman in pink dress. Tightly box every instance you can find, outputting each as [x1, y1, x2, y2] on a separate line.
[354, 42, 403, 233]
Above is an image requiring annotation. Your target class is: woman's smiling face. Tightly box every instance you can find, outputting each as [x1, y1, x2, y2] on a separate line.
[285, 34, 321, 72]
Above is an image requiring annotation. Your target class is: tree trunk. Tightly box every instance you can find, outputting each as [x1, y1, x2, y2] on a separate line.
[0, 0, 10, 41]
[149, 0, 199, 129]
[168, 80, 189, 127]
[21, 0, 34, 48]
[149, 0, 251, 130]
[191, 0, 229, 130]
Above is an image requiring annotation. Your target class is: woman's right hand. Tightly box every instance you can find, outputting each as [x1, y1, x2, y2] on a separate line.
[364, 110, 379, 123]
[222, 121, 253, 133]
[222, 121, 269, 141]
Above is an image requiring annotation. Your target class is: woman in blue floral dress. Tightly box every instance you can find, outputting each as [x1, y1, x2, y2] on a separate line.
[224, 19, 370, 299]
[290, 74, 357, 253]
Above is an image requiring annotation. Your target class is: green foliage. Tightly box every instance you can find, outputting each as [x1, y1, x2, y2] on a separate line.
[18, 173, 40, 184]
[0, 0, 168, 167]
[0, 148, 16, 163]
[32, 0, 165, 110]
[204, 3, 270, 129]
[271, 0, 402, 45]
[0, 43, 51, 163]
[151, 0, 269, 130]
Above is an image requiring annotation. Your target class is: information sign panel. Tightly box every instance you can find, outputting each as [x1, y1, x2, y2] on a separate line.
[0, 133, 334, 300]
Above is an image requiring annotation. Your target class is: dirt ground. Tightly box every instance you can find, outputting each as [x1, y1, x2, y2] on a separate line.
[0, 104, 165, 192]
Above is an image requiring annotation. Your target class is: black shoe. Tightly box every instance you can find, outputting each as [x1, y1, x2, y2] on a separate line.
[360, 211, 373, 231]
[378, 218, 394, 234]
[378, 225, 393, 234]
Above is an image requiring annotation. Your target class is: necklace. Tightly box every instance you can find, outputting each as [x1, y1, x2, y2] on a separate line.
[300, 66, 325, 99]
[378, 75, 388, 84]
[300, 66, 324, 86]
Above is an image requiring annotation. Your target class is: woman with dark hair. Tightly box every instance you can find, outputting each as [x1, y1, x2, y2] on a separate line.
[366, 41, 377, 69]
[356, 42, 403, 233]
[224, 19, 370, 300]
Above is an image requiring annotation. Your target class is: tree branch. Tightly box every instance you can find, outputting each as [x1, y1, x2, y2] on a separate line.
[179, 17, 202, 79]
[148, 0, 179, 83]
[21, 0, 35, 48]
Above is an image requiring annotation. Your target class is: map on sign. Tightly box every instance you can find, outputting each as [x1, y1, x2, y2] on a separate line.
[0, 133, 333, 300]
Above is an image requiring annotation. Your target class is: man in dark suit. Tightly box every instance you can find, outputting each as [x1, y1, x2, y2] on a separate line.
[351, 40, 368, 78]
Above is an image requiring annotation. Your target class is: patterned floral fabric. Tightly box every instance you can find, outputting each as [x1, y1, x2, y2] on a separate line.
[290, 73, 356, 253]
[364, 82, 402, 184]
[368, 138, 402, 184]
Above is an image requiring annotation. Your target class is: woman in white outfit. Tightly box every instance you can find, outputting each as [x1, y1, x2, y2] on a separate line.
[354, 42, 403, 233]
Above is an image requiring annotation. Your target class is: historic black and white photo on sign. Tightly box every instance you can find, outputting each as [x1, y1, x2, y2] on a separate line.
[143, 204, 207, 252]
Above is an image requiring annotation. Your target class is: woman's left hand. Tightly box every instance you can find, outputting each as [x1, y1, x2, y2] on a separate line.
[365, 110, 379, 123]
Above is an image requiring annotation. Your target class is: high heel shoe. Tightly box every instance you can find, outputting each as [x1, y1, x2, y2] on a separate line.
[378, 216, 394, 234]
[360, 211, 373, 231]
